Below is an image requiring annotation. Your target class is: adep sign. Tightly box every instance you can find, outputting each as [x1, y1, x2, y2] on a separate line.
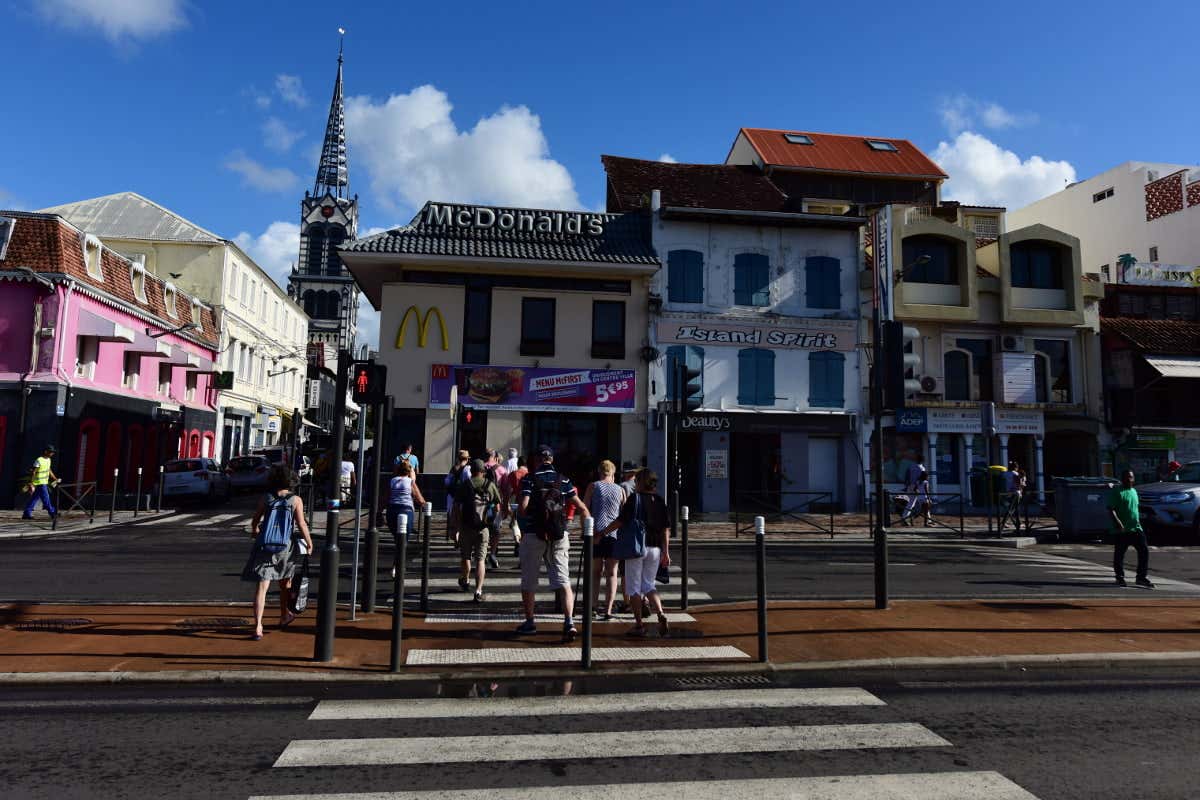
[423, 202, 605, 237]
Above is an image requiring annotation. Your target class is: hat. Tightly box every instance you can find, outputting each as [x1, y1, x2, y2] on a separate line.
[44, 444, 57, 453]
[535, 444, 554, 459]
[470, 458, 486, 473]
[507, 447, 518, 458]
[620, 460, 640, 473]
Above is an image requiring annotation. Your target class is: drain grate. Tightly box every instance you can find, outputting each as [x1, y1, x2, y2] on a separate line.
[14, 618, 93, 633]
[176, 617, 251, 631]
[670, 674, 772, 689]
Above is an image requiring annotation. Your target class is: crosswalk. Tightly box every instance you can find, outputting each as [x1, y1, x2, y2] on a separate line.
[977, 547, 1200, 593]
[249, 686, 1042, 799]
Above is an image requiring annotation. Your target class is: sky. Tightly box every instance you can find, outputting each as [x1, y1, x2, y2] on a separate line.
[3, 0, 1199, 349]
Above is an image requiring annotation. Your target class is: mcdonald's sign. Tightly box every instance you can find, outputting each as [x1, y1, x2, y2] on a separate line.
[395, 305, 450, 351]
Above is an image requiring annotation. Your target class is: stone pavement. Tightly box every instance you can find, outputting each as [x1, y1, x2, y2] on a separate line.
[2, 597, 1197, 681]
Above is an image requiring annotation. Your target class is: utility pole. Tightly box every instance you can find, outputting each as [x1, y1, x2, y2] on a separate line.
[314, 348, 348, 662]
[871, 303, 888, 609]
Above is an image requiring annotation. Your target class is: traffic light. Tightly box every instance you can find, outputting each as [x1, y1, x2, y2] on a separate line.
[677, 359, 703, 412]
[351, 361, 387, 404]
[882, 320, 921, 409]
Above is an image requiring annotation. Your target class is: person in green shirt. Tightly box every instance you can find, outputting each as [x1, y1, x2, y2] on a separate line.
[1109, 470, 1153, 588]
[22, 445, 59, 520]
[454, 460, 501, 602]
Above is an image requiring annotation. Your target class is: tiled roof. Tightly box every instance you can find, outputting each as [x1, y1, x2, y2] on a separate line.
[38, 192, 223, 243]
[342, 201, 658, 265]
[1101, 316, 1200, 354]
[735, 128, 948, 179]
[0, 211, 218, 346]
[601, 155, 789, 213]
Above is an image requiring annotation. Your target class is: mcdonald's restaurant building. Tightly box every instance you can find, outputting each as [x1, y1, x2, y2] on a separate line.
[340, 201, 659, 490]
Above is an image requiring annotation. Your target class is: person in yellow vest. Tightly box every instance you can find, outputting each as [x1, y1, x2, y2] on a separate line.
[22, 445, 59, 520]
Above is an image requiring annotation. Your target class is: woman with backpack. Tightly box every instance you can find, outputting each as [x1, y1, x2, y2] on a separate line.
[242, 465, 314, 640]
[603, 468, 671, 638]
[387, 459, 426, 545]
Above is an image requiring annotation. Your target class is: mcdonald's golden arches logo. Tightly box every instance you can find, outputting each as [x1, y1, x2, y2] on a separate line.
[396, 306, 450, 351]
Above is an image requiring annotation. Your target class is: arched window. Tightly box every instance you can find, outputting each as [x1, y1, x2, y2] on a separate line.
[1034, 353, 1049, 403]
[203, 431, 215, 458]
[144, 425, 160, 482]
[325, 228, 346, 276]
[902, 235, 958, 284]
[303, 290, 315, 317]
[808, 351, 845, 408]
[329, 291, 341, 320]
[188, 430, 201, 458]
[805, 256, 842, 309]
[305, 226, 326, 275]
[125, 425, 144, 490]
[76, 419, 100, 484]
[944, 350, 971, 401]
[737, 348, 775, 406]
[101, 421, 122, 491]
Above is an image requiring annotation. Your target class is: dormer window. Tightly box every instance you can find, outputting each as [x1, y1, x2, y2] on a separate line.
[131, 265, 148, 303]
[0, 216, 15, 260]
[784, 133, 813, 145]
[190, 300, 202, 326]
[84, 235, 103, 280]
[163, 284, 179, 318]
[866, 140, 898, 152]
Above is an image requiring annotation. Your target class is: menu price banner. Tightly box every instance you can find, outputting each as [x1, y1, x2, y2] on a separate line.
[429, 364, 636, 413]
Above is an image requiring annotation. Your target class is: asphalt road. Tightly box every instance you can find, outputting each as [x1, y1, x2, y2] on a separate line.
[3, 499, 1200, 605]
[2, 666, 1198, 799]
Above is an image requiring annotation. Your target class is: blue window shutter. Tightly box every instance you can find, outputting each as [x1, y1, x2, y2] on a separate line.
[809, 351, 845, 408]
[738, 348, 756, 405]
[734, 255, 749, 305]
[688, 346, 704, 400]
[756, 349, 775, 404]
[752, 260, 770, 306]
[667, 250, 704, 303]
[667, 252, 683, 302]
[806, 257, 841, 309]
[740, 348, 774, 405]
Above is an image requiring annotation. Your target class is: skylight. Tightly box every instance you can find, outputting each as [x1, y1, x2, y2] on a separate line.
[784, 133, 814, 145]
[866, 140, 898, 152]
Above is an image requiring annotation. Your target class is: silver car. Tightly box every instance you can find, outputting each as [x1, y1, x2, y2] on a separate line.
[226, 455, 272, 493]
[1136, 462, 1200, 534]
[162, 458, 231, 501]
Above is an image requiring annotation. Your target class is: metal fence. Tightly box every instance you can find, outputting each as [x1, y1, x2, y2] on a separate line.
[733, 491, 836, 537]
[997, 490, 1057, 536]
[883, 490, 966, 537]
[50, 481, 98, 530]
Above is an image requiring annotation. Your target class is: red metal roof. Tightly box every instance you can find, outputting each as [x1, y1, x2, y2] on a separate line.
[735, 128, 948, 180]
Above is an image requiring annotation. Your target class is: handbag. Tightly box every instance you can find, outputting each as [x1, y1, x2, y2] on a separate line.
[613, 493, 646, 560]
[289, 553, 311, 614]
[655, 563, 670, 584]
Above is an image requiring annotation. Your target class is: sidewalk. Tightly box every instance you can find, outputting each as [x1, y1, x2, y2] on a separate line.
[0, 508, 175, 538]
[3, 597, 1197, 681]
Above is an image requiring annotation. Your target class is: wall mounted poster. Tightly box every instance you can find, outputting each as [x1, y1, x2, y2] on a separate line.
[429, 364, 636, 413]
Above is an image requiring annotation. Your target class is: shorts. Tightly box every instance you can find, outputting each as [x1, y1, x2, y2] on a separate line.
[592, 534, 617, 559]
[459, 526, 490, 563]
[624, 546, 662, 597]
[520, 534, 570, 591]
[387, 505, 415, 543]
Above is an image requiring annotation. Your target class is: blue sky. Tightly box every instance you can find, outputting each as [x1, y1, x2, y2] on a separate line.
[3, 0, 1198, 345]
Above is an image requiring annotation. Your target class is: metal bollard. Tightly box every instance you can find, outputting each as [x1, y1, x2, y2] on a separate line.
[581, 517, 594, 669]
[109, 468, 119, 523]
[51, 484, 60, 531]
[390, 515, 408, 672]
[134, 468, 143, 517]
[420, 502, 432, 613]
[363, 474, 379, 614]
[156, 466, 164, 513]
[680, 506, 689, 611]
[755, 515, 767, 663]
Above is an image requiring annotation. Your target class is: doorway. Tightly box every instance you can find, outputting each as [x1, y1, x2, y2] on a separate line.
[731, 432, 781, 512]
[527, 414, 616, 490]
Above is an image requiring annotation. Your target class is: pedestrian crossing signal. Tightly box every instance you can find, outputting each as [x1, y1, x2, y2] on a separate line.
[351, 361, 387, 404]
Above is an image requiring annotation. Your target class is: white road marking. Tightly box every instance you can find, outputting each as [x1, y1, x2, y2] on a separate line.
[309, 687, 885, 720]
[273, 722, 950, 767]
[421, 613, 696, 624]
[420, 576, 696, 588]
[422, 590, 710, 603]
[187, 513, 243, 526]
[0, 696, 312, 710]
[405, 645, 749, 665]
[249, 771, 1040, 799]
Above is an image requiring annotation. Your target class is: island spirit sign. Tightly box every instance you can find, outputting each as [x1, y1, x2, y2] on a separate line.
[656, 317, 856, 352]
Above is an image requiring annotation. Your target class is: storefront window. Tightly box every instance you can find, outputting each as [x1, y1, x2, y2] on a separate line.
[935, 437, 961, 486]
[881, 429, 924, 484]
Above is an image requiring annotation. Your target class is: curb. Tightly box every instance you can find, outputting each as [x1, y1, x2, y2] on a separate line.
[6, 650, 1200, 686]
[0, 511, 177, 540]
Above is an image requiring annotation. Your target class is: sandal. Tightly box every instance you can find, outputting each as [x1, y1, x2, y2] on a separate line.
[658, 614, 669, 637]
[250, 632, 263, 641]
[280, 612, 297, 628]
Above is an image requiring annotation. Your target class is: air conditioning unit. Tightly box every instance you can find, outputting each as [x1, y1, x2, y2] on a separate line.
[918, 375, 944, 396]
[999, 334, 1025, 353]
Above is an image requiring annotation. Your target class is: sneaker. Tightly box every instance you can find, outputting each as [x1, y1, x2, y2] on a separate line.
[1136, 577, 1155, 589]
[657, 614, 670, 637]
[457, 577, 470, 591]
[473, 591, 484, 603]
[487, 553, 500, 569]
[1115, 577, 1127, 587]
[562, 621, 578, 643]
[515, 619, 537, 635]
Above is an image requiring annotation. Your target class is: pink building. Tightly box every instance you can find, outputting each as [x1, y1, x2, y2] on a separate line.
[0, 211, 219, 506]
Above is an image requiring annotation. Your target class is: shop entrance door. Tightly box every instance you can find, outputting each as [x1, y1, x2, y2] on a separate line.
[807, 437, 840, 507]
[731, 432, 781, 512]
[527, 414, 614, 490]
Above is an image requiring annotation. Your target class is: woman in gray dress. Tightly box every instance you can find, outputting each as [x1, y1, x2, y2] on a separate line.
[582, 459, 627, 620]
[243, 465, 314, 640]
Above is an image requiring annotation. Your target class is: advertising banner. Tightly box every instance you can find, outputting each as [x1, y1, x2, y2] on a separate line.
[429, 364, 635, 413]
[1123, 261, 1200, 287]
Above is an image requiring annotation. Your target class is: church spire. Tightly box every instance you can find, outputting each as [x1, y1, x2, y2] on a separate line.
[313, 29, 349, 199]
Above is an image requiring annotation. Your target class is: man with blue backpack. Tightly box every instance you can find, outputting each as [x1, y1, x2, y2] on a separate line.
[454, 460, 502, 602]
[515, 445, 591, 642]
[242, 465, 314, 641]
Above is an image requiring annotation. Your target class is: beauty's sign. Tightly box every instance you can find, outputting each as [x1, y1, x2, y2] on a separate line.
[656, 318, 855, 351]
[422, 202, 606, 236]
[429, 364, 635, 413]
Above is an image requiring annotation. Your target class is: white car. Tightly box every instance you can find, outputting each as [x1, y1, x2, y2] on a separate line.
[162, 458, 231, 501]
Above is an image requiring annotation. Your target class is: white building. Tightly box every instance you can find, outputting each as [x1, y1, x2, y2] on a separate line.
[1009, 161, 1200, 282]
[41, 192, 310, 459]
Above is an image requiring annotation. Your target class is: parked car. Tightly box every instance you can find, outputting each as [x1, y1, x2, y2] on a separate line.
[162, 458, 230, 501]
[1136, 462, 1200, 535]
[226, 455, 272, 493]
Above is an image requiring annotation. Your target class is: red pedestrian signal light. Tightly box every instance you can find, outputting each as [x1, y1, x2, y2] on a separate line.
[351, 361, 387, 404]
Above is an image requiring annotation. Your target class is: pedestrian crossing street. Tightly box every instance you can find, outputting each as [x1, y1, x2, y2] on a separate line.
[248, 686, 1042, 799]
[972, 546, 1200, 593]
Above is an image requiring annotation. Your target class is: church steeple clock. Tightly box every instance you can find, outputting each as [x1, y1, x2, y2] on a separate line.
[288, 33, 359, 370]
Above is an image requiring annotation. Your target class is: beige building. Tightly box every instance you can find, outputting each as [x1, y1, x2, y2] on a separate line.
[41, 192, 310, 458]
[341, 201, 659, 488]
[868, 201, 1105, 502]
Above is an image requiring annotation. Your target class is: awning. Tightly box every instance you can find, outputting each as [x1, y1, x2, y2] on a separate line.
[124, 332, 172, 358]
[77, 310, 135, 343]
[302, 418, 324, 429]
[1145, 355, 1200, 379]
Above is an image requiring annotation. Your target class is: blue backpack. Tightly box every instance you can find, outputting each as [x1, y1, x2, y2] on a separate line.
[256, 494, 295, 553]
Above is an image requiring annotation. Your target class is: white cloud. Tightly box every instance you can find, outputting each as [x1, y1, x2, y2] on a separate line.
[939, 94, 1037, 135]
[932, 132, 1076, 210]
[224, 152, 300, 193]
[233, 221, 299, 289]
[356, 303, 381, 352]
[658, 153, 678, 163]
[0, 187, 27, 210]
[345, 85, 580, 213]
[36, 0, 188, 42]
[262, 117, 302, 153]
[276, 74, 309, 108]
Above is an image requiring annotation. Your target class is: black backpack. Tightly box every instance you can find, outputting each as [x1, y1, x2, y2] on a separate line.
[528, 471, 566, 541]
